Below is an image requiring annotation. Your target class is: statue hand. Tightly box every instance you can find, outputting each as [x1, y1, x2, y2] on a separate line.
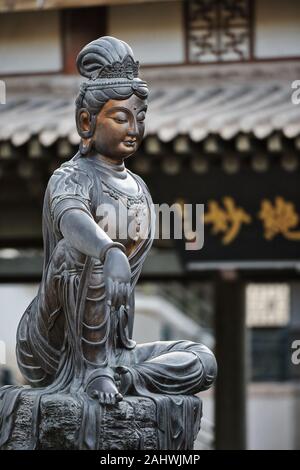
[103, 247, 131, 311]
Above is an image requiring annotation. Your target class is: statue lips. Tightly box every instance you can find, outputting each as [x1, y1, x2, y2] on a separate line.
[123, 139, 137, 149]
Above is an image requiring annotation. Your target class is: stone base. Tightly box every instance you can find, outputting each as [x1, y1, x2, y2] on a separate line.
[1, 391, 202, 450]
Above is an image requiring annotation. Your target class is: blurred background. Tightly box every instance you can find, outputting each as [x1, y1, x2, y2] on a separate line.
[0, 0, 300, 450]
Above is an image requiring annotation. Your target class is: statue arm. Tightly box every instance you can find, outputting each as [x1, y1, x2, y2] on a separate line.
[49, 165, 113, 258]
[59, 206, 131, 311]
[60, 208, 112, 260]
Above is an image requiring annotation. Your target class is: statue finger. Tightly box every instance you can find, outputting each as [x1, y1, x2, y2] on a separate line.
[120, 283, 127, 306]
[116, 282, 124, 307]
[98, 392, 105, 405]
[106, 278, 113, 306]
[110, 393, 116, 405]
[112, 281, 119, 308]
[116, 281, 125, 309]
[125, 283, 131, 311]
[116, 281, 122, 309]
[105, 393, 112, 405]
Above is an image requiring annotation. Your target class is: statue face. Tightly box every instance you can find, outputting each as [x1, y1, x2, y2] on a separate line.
[92, 94, 147, 161]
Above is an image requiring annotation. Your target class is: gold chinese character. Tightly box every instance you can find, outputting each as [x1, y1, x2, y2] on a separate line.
[258, 196, 300, 240]
[205, 197, 252, 245]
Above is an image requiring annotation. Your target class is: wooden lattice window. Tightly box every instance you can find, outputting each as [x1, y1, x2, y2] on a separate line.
[185, 0, 253, 63]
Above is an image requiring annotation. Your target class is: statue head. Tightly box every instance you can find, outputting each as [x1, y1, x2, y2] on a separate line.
[75, 36, 149, 162]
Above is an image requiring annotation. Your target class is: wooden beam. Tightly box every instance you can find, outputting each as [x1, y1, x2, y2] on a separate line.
[215, 274, 247, 450]
[0, 0, 174, 12]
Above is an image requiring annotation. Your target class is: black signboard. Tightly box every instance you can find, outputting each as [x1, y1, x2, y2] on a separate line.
[145, 164, 300, 270]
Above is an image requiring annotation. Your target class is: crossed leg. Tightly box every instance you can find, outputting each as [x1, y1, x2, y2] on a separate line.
[117, 340, 217, 397]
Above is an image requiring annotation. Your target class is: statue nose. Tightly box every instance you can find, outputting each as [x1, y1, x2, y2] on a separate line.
[127, 119, 138, 137]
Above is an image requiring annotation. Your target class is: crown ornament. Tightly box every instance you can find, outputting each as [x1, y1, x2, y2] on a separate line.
[90, 54, 140, 81]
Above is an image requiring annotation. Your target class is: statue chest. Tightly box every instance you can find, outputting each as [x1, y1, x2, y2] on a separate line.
[96, 179, 151, 256]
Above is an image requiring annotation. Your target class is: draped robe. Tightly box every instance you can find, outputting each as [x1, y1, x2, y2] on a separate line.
[0, 153, 217, 450]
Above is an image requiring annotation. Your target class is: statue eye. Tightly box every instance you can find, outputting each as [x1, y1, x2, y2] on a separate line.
[114, 117, 127, 124]
[112, 112, 128, 124]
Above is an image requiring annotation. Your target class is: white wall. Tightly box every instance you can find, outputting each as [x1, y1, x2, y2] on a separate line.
[108, 1, 184, 64]
[0, 10, 62, 74]
[0, 283, 38, 381]
[133, 311, 162, 343]
[247, 383, 300, 450]
[197, 383, 300, 450]
[255, 0, 300, 58]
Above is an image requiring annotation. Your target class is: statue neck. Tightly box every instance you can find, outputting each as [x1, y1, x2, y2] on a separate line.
[88, 153, 127, 180]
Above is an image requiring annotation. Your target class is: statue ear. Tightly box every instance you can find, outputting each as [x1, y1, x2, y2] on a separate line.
[76, 108, 97, 139]
[76, 108, 97, 155]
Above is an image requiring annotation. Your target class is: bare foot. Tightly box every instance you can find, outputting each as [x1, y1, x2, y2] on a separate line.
[86, 375, 123, 405]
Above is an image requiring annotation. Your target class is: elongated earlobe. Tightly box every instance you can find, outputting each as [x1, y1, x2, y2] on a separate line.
[79, 138, 93, 155]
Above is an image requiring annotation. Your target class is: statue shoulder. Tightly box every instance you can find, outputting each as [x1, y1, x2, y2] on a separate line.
[52, 156, 94, 176]
[50, 156, 95, 184]
[48, 156, 94, 202]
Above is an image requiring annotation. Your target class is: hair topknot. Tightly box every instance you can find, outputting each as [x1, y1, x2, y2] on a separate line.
[75, 36, 149, 152]
[76, 36, 135, 79]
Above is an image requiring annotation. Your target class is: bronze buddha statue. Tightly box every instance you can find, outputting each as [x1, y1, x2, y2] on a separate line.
[1, 36, 217, 450]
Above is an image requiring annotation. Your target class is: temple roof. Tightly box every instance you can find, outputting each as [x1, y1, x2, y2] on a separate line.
[1, 61, 300, 148]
